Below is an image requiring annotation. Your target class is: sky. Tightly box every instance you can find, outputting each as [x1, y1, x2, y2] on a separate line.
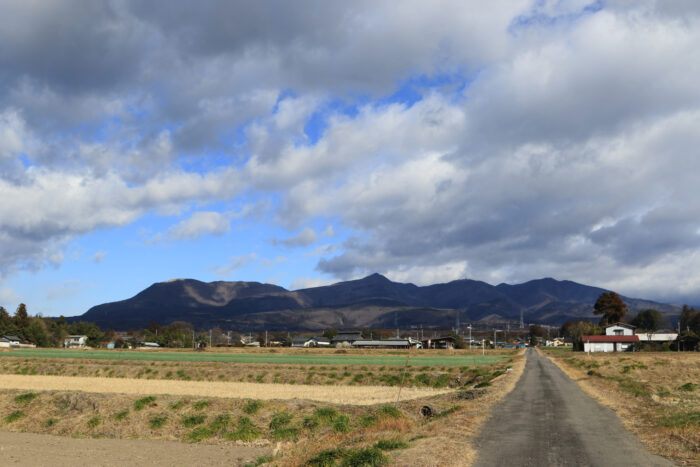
[1, 0, 700, 317]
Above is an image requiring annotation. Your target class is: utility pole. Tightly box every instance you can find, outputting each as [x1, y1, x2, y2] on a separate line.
[468, 325, 472, 350]
[678, 320, 681, 353]
[209, 329, 212, 348]
[265, 330, 268, 348]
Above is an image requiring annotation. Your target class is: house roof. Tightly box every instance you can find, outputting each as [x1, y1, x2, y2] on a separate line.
[605, 322, 636, 329]
[291, 336, 312, 343]
[353, 339, 411, 347]
[583, 335, 639, 343]
[332, 332, 362, 341]
[2, 335, 21, 341]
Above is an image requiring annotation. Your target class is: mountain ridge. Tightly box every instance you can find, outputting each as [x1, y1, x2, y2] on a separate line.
[74, 274, 680, 331]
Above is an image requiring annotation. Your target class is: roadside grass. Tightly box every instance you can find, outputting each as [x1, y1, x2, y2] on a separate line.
[545, 349, 700, 465]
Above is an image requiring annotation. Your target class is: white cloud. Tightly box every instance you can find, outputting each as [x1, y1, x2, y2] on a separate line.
[209, 253, 258, 278]
[289, 277, 334, 290]
[272, 227, 317, 248]
[167, 211, 231, 241]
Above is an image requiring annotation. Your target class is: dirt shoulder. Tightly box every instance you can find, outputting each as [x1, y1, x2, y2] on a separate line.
[543, 348, 700, 465]
[0, 430, 270, 466]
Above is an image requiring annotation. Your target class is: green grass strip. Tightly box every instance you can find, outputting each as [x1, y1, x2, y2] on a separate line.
[0, 349, 505, 367]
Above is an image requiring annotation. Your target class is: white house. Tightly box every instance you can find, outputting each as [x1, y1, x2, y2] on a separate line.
[582, 323, 639, 352]
[63, 335, 88, 348]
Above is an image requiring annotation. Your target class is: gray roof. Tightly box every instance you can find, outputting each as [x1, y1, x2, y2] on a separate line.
[332, 332, 362, 342]
[353, 339, 411, 347]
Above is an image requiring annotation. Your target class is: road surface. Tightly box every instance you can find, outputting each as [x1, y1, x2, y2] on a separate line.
[473, 348, 674, 467]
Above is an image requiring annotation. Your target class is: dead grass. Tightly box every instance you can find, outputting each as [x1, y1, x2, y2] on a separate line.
[543, 348, 700, 466]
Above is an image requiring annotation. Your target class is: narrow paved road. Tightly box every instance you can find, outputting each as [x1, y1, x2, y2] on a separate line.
[473, 348, 674, 467]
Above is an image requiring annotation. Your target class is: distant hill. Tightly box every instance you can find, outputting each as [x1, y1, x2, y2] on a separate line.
[74, 274, 680, 331]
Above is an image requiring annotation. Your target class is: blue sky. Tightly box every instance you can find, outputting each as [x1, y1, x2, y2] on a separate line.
[2, 0, 700, 317]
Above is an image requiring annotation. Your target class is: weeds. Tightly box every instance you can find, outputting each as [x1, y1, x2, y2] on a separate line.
[374, 439, 408, 451]
[87, 416, 101, 428]
[376, 405, 401, 418]
[182, 414, 207, 427]
[133, 396, 156, 411]
[149, 414, 167, 429]
[114, 409, 129, 421]
[193, 400, 210, 410]
[226, 416, 261, 442]
[4, 410, 25, 423]
[242, 399, 263, 415]
[13, 392, 39, 405]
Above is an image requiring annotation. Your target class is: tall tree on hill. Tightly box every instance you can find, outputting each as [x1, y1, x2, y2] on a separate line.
[14, 303, 30, 329]
[593, 292, 628, 325]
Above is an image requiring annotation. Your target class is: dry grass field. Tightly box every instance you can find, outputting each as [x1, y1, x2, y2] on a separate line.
[544, 348, 700, 466]
[0, 348, 525, 466]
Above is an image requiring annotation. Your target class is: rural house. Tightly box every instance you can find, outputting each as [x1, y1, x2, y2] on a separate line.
[582, 323, 639, 352]
[421, 336, 456, 349]
[63, 335, 88, 348]
[331, 331, 363, 347]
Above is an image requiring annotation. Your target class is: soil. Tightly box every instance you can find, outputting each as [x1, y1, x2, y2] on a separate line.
[0, 374, 448, 405]
[0, 430, 271, 466]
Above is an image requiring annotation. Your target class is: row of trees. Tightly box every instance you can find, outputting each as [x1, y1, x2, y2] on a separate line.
[0, 304, 108, 347]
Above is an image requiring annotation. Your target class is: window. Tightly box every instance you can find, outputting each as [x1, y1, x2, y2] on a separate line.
[614, 329, 623, 335]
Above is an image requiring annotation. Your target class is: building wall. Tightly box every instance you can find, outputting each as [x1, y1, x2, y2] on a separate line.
[583, 341, 634, 352]
[605, 325, 634, 336]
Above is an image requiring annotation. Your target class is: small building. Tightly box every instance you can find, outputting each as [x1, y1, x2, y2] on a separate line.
[582, 335, 639, 352]
[1, 335, 20, 348]
[291, 336, 315, 348]
[545, 337, 569, 347]
[331, 331, 363, 347]
[421, 336, 456, 349]
[64, 335, 88, 348]
[314, 337, 331, 347]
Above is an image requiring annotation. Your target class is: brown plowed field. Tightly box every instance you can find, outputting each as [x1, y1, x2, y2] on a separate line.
[0, 374, 449, 405]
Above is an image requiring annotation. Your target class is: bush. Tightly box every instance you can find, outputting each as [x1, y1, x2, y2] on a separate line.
[242, 399, 263, 415]
[133, 396, 156, 411]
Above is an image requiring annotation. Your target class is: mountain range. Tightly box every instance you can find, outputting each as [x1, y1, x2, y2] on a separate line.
[74, 274, 680, 331]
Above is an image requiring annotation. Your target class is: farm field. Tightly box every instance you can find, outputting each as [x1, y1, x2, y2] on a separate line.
[0, 351, 510, 389]
[544, 349, 700, 466]
[0, 347, 505, 367]
[0, 348, 525, 465]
